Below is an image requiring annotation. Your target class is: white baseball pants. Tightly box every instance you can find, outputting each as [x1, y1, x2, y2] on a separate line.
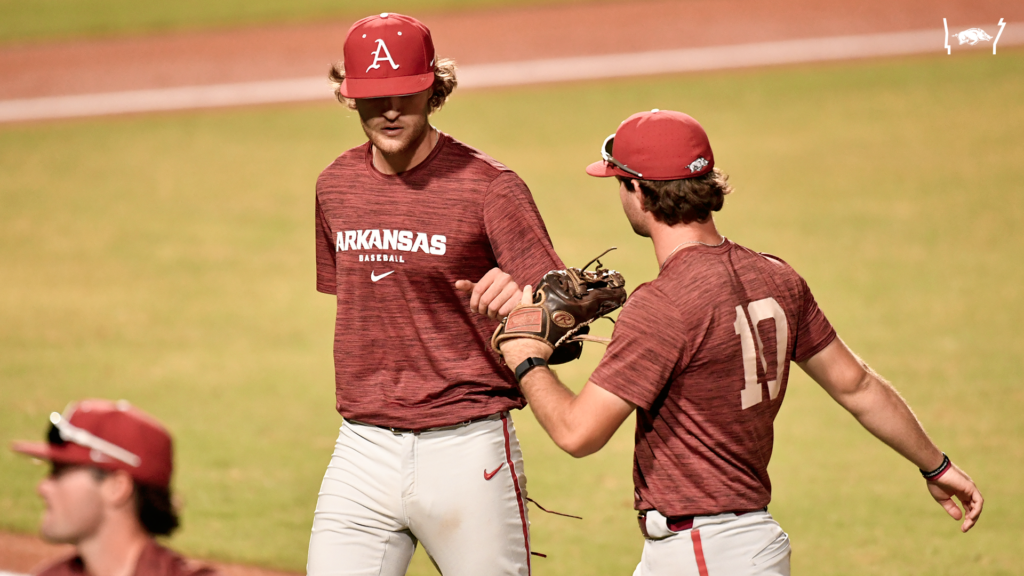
[306, 413, 532, 576]
[633, 509, 791, 576]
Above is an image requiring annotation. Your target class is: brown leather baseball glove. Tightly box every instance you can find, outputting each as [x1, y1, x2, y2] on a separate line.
[491, 249, 627, 364]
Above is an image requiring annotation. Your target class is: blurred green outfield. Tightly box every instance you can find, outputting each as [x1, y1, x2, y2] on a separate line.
[0, 0, 605, 44]
[1, 49, 1022, 575]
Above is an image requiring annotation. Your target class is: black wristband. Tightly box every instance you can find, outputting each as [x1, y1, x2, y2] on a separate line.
[514, 357, 548, 382]
[921, 453, 951, 480]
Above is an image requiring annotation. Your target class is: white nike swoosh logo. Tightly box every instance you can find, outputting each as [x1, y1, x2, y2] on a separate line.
[370, 270, 395, 282]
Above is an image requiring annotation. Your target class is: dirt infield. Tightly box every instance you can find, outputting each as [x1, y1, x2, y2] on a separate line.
[1, 0, 1020, 100]
[1, 0, 1020, 571]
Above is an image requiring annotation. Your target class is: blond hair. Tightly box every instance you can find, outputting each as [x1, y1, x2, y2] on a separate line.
[328, 58, 458, 113]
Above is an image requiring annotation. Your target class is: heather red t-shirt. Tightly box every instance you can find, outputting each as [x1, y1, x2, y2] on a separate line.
[36, 541, 218, 576]
[591, 239, 836, 517]
[315, 132, 563, 429]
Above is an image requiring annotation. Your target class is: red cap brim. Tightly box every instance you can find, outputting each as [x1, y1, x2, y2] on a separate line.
[11, 441, 115, 470]
[340, 72, 435, 99]
[586, 160, 632, 178]
[11, 441, 52, 460]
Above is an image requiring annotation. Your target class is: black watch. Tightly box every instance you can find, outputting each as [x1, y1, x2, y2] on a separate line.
[514, 357, 548, 382]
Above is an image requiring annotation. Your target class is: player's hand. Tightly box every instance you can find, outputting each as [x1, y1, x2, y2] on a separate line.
[926, 462, 983, 532]
[455, 267, 522, 320]
[497, 285, 554, 367]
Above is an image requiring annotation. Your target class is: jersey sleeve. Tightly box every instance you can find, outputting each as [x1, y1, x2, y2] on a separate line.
[482, 171, 564, 287]
[315, 193, 337, 295]
[792, 276, 836, 361]
[590, 286, 688, 410]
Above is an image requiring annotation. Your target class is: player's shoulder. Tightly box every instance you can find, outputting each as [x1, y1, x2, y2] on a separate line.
[318, 142, 371, 179]
[440, 133, 520, 182]
[728, 241, 789, 266]
[137, 540, 222, 576]
[728, 243, 812, 299]
[34, 553, 83, 576]
[729, 242, 803, 276]
[619, 282, 680, 321]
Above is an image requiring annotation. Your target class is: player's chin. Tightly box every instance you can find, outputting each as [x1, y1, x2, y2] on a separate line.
[39, 520, 74, 544]
[372, 131, 414, 155]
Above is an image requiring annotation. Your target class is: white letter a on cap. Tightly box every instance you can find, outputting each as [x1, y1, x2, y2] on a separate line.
[366, 39, 400, 72]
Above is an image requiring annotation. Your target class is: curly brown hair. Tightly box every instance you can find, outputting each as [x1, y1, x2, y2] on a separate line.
[328, 58, 458, 113]
[617, 167, 733, 225]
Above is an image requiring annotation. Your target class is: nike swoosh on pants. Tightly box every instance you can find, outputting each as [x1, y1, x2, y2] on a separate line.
[484, 463, 505, 480]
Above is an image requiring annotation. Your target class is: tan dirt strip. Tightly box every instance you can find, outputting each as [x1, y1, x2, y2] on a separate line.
[2, 0, 1020, 100]
[1, 25, 1020, 123]
[0, 0, 1021, 122]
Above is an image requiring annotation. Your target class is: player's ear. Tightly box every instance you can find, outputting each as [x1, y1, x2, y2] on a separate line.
[100, 469, 136, 508]
[629, 180, 651, 213]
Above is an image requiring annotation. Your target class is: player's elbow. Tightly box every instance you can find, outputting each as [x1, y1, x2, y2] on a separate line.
[836, 367, 879, 417]
[560, 440, 598, 459]
[557, 429, 609, 458]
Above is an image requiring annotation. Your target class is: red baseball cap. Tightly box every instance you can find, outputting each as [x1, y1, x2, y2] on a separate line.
[11, 399, 173, 488]
[586, 109, 715, 180]
[339, 13, 437, 99]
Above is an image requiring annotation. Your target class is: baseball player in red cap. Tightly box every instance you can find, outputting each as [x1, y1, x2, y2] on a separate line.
[11, 399, 217, 576]
[497, 110, 984, 575]
[310, 12, 563, 576]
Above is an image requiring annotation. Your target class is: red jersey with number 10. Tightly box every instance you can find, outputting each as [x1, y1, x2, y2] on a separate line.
[591, 239, 836, 517]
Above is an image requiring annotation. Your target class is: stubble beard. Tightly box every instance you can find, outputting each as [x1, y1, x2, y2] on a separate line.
[40, 506, 102, 544]
[624, 200, 651, 237]
[363, 114, 430, 158]
[629, 218, 651, 237]
[38, 472, 105, 544]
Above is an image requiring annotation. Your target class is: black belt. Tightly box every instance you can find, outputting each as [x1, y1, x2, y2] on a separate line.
[638, 507, 767, 537]
[345, 412, 503, 435]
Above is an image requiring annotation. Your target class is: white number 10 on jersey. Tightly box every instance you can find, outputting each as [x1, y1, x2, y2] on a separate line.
[734, 298, 789, 409]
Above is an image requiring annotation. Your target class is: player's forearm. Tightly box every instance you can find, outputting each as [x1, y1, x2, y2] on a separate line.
[839, 371, 944, 471]
[801, 339, 945, 472]
[518, 368, 603, 458]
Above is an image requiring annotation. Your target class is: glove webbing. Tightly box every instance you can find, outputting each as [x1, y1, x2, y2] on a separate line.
[554, 316, 613, 348]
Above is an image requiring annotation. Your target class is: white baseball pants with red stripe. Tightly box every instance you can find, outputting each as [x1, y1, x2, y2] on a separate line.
[306, 413, 532, 576]
[633, 510, 791, 576]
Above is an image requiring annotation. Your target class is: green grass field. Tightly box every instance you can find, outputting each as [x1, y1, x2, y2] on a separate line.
[2, 49, 1022, 575]
[0, 0, 607, 45]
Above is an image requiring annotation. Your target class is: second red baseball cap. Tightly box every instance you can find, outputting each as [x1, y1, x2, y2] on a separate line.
[586, 109, 715, 181]
[11, 399, 174, 488]
[340, 13, 437, 99]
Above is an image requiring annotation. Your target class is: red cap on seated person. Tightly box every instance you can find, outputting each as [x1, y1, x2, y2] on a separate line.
[586, 109, 715, 181]
[340, 13, 437, 99]
[12, 399, 173, 488]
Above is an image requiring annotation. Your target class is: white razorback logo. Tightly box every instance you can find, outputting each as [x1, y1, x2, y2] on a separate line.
[366, 39, 400, 72]
[952, 28, 993, 45]
[943, 18, 1005, 55]
[687, 157, 709, 174]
